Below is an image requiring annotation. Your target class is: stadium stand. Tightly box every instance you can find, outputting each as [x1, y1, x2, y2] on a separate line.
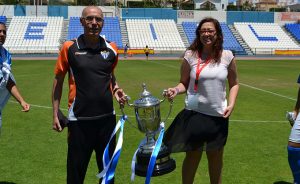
[182, 21, 246, 55]
[5, 6, 300, 56]
[234, 22, 300, 54]
[2, 14, 299, 55]
[4, 16, 63, 54]
[126, 19, 186, 51]
[67, 17, 82, 41]
[182, 22, 197, 44]
[221, 23, 246, 55]
[285, 23, 300, 43]
[67, 16, 123, 48]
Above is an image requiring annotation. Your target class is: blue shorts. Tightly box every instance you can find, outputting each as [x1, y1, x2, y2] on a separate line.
[0, 111, 2, 136]
[289, 113, 300, 143]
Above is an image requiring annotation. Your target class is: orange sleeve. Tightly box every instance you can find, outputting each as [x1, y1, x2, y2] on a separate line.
[109, 42, 119, 71]
[54, 41, 76, 108]
[54, 41, 73, 75]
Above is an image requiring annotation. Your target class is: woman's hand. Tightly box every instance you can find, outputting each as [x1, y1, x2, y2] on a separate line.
[223, 105, 234, 118]
[165, 87, 180, 101]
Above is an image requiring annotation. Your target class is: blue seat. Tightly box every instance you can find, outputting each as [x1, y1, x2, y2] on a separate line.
[67, 16, 123, 48]
[285, 23, 300, 43]
[182, 21, 246, 54]
[0, 16, 6, 24]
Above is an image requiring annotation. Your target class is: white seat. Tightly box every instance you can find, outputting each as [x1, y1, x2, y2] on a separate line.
[6, 16, 64, 54]
[126, 19, 185, 50]
[234, 22, 300, 54]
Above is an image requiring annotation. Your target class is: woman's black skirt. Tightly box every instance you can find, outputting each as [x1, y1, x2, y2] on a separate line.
[163, 109, 229, 152]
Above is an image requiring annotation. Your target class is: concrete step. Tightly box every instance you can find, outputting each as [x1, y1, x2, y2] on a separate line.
[177, 24, 189, 48]
[229, 24, 253, 55]
[120, 20, 129, 47]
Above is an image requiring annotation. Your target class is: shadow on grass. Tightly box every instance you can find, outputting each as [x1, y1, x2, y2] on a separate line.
[0, 182, 17, 184]
[273, 181, 292, 184]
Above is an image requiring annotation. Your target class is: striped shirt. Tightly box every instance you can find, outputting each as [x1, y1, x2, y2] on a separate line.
[0, 46, 12, 111]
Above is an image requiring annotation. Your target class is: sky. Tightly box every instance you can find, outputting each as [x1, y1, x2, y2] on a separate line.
[228, 0, 237, 4]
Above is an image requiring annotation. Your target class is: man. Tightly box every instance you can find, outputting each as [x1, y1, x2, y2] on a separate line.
[124, 43, 128, 58]
[144, 45, 149, 60]
[288, 74, 300, 184]
[0, 22, 30, 135]
[52, 6, 126, 184]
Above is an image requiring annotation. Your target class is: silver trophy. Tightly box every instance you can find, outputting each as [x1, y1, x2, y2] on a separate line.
[122, 83, 176, 177]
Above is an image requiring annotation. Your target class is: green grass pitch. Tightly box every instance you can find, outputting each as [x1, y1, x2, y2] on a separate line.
[0, 58, 299, 184]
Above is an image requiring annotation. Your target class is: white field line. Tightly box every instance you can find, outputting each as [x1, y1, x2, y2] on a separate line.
[7, 100, 288, 123]
[147, 60, 180, 69]
[240, 83, 296, 101]
[8, 100, 67, 111]
[15, 73, 46, 77]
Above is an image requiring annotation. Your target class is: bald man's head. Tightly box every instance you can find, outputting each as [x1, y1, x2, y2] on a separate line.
[80, 6, 104, 38]
[82, 6, 103, 18]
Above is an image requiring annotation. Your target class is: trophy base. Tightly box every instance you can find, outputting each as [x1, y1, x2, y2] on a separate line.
[135, 148, 176, 177]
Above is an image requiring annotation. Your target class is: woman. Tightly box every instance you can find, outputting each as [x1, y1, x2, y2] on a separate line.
[164, 17, 239, 184]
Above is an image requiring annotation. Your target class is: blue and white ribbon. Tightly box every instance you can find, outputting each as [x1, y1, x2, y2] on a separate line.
[131, 138, 146, 181]
[97, 115, 127, 184]
[131, 122, 165, 184]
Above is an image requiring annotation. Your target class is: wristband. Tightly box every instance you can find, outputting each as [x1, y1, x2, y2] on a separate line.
[175, 87, 180, 94]
[113, 87, 120, 95]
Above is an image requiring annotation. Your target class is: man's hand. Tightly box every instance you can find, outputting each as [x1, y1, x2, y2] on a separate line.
[53, 115, 63, 132]
[52, 109, 68, 132]
[114, 88, 127, 106]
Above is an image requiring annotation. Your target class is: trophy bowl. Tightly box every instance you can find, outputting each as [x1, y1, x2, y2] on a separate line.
[123, 83, 176, 177]
[134, 97, 161, 133]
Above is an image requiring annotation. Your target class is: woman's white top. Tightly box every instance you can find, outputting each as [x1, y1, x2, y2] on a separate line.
[184, 49, 234, 117]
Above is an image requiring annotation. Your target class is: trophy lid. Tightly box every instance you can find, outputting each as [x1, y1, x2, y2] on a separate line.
[133, 83, 161, 107]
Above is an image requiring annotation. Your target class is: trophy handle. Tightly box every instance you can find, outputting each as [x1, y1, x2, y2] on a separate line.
[161, 89, 173, 123]
[120, 95, 138, 129]
[159, 89, 168, 103]
[124, 95, 134, 107]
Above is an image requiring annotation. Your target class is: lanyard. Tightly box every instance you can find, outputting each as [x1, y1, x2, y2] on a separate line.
[194, 54, 210, 92]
